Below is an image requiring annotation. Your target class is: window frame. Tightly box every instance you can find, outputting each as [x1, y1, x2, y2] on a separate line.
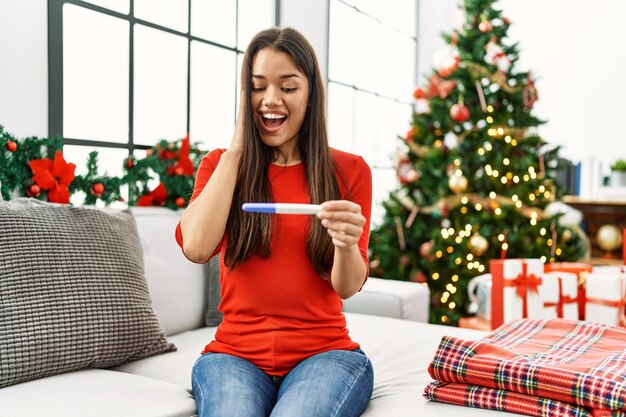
[48, 0, 280, 153]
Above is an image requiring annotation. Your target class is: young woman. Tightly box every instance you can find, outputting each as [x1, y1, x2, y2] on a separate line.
[176, 27, 374, 417]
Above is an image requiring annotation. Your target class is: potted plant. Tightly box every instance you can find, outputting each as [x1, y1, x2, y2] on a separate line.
[610, 159, 626, 186]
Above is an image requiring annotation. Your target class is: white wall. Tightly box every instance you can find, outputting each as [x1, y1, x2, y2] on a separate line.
[0, 0, 48, 138]
[279, 0, 329, 81]
[417, 0, 626, 169]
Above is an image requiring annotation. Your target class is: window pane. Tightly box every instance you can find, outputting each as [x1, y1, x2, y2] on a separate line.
[327, 82, 355, 152]
[328, 0, 357, 84]
[191, 0, 236, 47]
[63, 4, 129, 143]
[134, 0, 188, 33]
[353, 91, 377, 166]
[63, 145, 129, 177]
[371, 167, 397, 226]
[237, 0, 274, 50]
[190, 41, 237, 151]
[82, 0, 129, 14]
[353, 0, 415, 37]
[134, 24, 188, 146]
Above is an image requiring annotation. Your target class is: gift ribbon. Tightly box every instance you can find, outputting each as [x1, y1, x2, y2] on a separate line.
[546, 263, 593, 321]
[584, 275, 626, 327]
[543, 275, 578, 319]
[504, 262, 542, 319]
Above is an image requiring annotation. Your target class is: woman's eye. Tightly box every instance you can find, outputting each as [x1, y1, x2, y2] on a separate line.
[282, 87, 297, 93]
[251, 87, 265, 92]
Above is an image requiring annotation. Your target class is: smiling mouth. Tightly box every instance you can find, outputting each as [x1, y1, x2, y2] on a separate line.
[260, 113, 287, 131]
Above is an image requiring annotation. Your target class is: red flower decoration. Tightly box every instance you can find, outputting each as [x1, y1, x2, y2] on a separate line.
[166, 134, 195, 176]
[136, 183, 168, 206]
[28, 150, 76, 204]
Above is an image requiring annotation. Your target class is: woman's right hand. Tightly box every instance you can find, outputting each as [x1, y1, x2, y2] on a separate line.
[229, 91, 246, 155]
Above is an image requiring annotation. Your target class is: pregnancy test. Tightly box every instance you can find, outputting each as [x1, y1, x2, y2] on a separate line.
[242, 203, 321, 215]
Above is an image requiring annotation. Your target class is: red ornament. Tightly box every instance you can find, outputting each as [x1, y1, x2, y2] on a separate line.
[413, 87, 427, 100]
[6, 141, 17, 152]
[450, 103, 470, 123]
[410, 271, 428, 283]
[92, 182, 105, 197]
[27, 184, 41, 198]
[174, 166, 184, 176]
[420, 240, 436, 261]
[479, 20, 493, 32]
[126, 158, 136, 169]
[175, 197, 186, 208]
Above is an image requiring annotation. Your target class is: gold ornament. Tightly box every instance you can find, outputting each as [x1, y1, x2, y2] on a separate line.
[448, 174, 468, 193]
[596, 225, 623, 251]
[469, 234, 489, 256]
[562, 229, 572, 242]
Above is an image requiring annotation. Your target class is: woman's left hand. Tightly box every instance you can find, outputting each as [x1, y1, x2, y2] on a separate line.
[317, 200, 365, 249]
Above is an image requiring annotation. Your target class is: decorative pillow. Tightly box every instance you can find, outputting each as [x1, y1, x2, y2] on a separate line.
[0, 199, 176, 389]
[204, 255, 223, 327]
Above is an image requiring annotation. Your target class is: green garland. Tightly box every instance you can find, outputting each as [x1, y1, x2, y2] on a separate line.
[0, 124, 205, 209]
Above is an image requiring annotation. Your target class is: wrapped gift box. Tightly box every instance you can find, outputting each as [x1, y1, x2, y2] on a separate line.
[539, 271, 579, 320]
[583, 271, 626, 326]
[489, 259, 544, 328]
[544, 262, 593, 320]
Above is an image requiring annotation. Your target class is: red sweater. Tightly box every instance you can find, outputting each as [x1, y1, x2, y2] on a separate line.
[175, 148, 372, 376]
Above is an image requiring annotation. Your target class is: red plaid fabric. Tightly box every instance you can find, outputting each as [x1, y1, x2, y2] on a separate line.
[424, 381, 594, 417]
[427, 318, 626, 413]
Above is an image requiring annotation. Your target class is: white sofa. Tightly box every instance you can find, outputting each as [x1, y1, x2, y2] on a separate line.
[0, 207, 514, 417]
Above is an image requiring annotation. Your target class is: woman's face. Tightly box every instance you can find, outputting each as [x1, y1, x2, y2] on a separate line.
[250, 48, 310, 154]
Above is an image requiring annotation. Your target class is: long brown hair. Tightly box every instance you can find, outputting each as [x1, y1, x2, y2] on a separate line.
[224, 27, 340, 277]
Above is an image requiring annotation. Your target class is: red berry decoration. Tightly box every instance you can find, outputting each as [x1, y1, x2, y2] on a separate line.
[450, 102, 470, 123]
[27, 184, 41, 198]
[92, 182, 105, 197]
[174, 166, 184, 176]
[6, 140, 17, 152]
[126, 158, 136, 169]
[175, 197, 186, 207]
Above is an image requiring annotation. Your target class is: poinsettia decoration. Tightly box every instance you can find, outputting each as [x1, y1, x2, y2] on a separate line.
[136, 183, 168, 206]
[166, 134, 195, 176]
[28, 150, 76, 204]
[1, 127, 204, 209]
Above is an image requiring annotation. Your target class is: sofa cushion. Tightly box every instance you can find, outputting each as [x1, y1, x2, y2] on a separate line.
[131, 207, 206, 336]
[0, 369, 197, 417]
[0, 200, 175, 389]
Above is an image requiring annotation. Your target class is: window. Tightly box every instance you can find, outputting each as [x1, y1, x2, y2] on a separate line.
[327, 0, 417, 225]
[49, 0, 276, 178]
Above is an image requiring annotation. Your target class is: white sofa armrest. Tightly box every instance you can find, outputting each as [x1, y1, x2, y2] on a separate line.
[342, 277, 430, 322]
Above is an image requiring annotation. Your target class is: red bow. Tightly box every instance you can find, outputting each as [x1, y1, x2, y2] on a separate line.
[28, 150, 76, 204]
[136, 183, 168, 206]
[543, 275, 578, 319]
[413, 75, 457, 101]
[504, 262, 542, 319]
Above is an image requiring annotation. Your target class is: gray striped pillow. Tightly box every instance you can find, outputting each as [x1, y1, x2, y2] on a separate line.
[0, 201, 176, 388]
[204, 255, 223, 327]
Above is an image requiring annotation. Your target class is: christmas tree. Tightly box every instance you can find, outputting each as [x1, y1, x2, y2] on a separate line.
[368, 0, 587, 325]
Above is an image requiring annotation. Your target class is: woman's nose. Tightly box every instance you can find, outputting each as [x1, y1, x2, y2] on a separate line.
[262, 86, 282, 107]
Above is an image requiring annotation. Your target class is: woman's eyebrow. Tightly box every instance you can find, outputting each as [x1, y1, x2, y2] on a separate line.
[251, 74, 301, 80]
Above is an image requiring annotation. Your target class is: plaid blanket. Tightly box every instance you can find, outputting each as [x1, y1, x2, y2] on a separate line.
[426, 318, 626, 414]
[424, 381, 593, 417]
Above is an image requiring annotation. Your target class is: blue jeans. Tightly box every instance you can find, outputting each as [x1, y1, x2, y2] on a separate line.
[191, 348, 374, 417]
